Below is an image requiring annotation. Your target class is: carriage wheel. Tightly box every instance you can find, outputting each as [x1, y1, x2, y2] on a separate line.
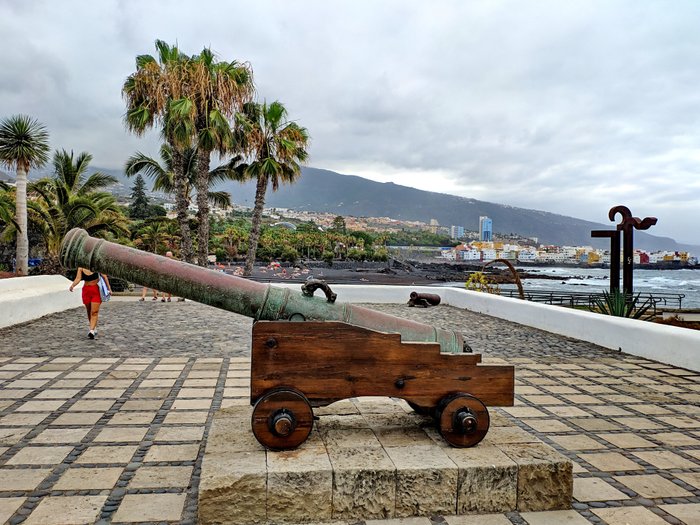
[251, 388, 314, 451]
[437, 393, 490, 447]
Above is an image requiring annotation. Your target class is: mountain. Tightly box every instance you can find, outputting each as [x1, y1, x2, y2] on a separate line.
[221, 167, 695, 252]
[5, 165, 696, 252]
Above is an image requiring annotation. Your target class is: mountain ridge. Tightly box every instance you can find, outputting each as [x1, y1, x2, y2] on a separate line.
[222, 167, 696, 252]
[4, 166, 697, 252]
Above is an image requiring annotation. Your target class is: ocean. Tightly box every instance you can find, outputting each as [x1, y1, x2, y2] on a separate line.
[449, 267, 700, 309]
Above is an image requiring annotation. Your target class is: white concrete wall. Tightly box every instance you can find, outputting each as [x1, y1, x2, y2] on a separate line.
[2, 277, 698, 372]
[278, 283, 700, 372]
[0, 275, 82, 329]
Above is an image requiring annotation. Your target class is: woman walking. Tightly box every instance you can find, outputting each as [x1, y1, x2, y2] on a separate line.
[69, 267, 111, 339]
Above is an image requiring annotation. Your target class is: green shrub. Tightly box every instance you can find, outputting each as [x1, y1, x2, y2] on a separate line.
[281, 247, 298, 264]
[591, 290, 653, 319]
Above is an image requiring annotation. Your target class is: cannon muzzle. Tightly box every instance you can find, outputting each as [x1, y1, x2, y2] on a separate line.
[60, 228, 466, 353]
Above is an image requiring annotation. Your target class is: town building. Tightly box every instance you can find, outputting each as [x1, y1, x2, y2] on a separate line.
[479, 216, 493, 242]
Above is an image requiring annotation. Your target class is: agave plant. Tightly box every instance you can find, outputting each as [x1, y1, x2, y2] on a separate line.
[592, 290, 654, 320]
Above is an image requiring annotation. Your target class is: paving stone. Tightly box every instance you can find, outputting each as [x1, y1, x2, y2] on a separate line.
[652, 431, 700, 447]
[129, 465, 193, 488]
[632, 450, 698, 469]
[569, 418, 622, 432]
[443, 515, 512, 524]
[0, 469, 51, 491]
[578, 452, 643, 472]
[0, 427, 31, 446]
[31, 428, 91, 444]
[591, 506, 669, 524]
[520, 509, 591, 524]
[53, 467, 123, 490]
[23, 495, 107, 525]
[573, 478, 629, 502]
[154, 425, 205, 442]
[676, 472, 700, 490]
[659, 503, 700, 524]
[50, 412, 104, 426]
[548, 435, 606, 451]
[111, 493, 187, 522]
[613, 474, 694, 498]
[162, 410, 210, 424]
[0, 497, 24, 524]
[93, 426, 148, 443]
[0, 412, 50, 426]
[524, 419, 574, 433]
[144, 444, 201, 462]
[594, 433, 656, 449]
[75, 445, 138, 464]
[6, 446, 74, 465]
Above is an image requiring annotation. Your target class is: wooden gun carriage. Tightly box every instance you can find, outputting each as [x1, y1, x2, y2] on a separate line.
[60, 228, 514, 450]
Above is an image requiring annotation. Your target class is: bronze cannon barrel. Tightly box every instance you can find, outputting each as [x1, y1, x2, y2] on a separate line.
[60, 228, 466, 353]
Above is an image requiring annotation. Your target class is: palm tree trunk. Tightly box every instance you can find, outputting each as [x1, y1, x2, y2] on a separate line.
[243, 175, 268, 276]
[196, 148, 210, 267]
[171, 146, 193, 263]
[14, 165, 29, 275]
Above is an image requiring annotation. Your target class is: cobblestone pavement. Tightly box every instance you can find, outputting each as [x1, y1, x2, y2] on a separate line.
[0, 298, 698, 524]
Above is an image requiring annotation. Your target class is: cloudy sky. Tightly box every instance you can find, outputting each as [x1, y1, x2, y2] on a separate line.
[2, 0, 699, 243]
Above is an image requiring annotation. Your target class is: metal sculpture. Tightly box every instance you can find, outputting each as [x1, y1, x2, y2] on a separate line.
[591, 206, 657, 294]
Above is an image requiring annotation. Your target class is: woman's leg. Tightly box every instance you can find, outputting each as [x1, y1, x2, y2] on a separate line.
[84, 304, 91, 324]
[89, 302, 101, 331]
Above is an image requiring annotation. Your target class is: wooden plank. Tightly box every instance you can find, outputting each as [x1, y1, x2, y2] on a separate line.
[251, 321, 514, 409]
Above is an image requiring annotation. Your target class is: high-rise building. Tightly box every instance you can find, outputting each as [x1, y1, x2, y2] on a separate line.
[450, 225, 465, 240]
[479, 216, 493, 242]
[429, 219, 439, 234]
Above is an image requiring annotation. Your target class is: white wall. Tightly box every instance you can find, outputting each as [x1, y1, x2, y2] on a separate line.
[285, 283, 700, 372]
[0, 275, 82, 329]
[2, 277, 698, 372]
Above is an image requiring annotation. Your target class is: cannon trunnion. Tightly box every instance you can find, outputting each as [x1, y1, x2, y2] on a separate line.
[250, 321, 514, 450]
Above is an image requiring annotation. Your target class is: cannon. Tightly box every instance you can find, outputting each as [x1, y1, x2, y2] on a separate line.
[407, 291, 442, 307]
[60, 228, 514, 449]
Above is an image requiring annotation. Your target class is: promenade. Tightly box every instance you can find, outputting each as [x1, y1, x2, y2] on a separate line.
[0, 298, 698, 524]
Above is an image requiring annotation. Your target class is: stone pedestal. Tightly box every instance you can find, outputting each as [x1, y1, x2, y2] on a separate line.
[198, 398, 572, 524]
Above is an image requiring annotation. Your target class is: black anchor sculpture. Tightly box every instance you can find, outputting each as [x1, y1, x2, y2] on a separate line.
[591, 206, 657, 295]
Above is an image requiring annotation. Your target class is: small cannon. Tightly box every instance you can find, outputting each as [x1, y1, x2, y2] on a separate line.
[408, 291, 442, 307]
[60, 229, 514, 450]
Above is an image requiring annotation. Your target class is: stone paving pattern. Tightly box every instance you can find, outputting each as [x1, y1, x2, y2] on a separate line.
[0, 298, 698, 524]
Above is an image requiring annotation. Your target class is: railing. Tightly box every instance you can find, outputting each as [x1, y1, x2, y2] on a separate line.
[498, 289, 685, 312]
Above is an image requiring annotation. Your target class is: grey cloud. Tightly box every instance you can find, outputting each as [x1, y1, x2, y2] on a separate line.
[1, 0, 699, 243]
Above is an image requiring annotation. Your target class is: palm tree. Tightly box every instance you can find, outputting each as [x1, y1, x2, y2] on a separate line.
[187, 48, 254, 266]
[125, 143, 246, 217]
[133, 218, 173, 255]
[0, 115, 50, 275]
[27, 150, 129, 270]
[0, 181, 18, 232]
[123, 40, 195, 262]
[236, 101, 309, 276]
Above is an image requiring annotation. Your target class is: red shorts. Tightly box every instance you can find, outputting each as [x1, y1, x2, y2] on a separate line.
[81, 284, 101, 305]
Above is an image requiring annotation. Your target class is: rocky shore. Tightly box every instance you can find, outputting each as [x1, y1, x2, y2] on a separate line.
[235, 259, 563, 286]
